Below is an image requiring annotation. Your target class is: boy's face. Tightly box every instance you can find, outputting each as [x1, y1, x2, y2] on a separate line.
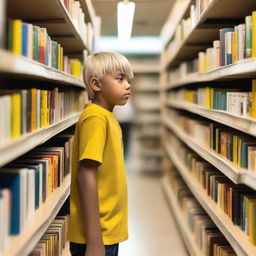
[99, 71, 131, 106]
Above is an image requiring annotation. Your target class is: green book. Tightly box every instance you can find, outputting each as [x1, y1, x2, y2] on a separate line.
[33, 26, 39, 61]
[241, 142, 248, 168]
[51, 41, 58, 69]
[246, 16, 252, 58]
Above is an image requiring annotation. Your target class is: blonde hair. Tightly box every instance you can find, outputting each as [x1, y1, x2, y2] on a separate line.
[83, 52, 134, 100]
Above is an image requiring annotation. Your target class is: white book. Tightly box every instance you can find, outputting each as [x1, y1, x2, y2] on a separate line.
[238, 24, 246, 60]
[27, 23, 33, 59]
[27, 169, 35, 219]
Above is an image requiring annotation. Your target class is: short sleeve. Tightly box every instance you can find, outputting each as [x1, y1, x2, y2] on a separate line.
[79, 116, 107, 164]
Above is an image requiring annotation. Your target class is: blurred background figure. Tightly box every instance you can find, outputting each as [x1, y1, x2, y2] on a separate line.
[114, 99, 134, 159]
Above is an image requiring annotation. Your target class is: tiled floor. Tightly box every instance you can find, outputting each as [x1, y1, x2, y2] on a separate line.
[118, 171, 188, 256]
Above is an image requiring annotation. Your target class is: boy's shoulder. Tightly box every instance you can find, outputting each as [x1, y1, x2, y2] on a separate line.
[79, 103, 108, 124]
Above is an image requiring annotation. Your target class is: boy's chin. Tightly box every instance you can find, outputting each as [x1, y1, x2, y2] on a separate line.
[116, 99, 128, 106]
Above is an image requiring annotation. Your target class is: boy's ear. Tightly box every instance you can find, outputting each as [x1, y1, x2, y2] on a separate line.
[89, 77, 101, 92]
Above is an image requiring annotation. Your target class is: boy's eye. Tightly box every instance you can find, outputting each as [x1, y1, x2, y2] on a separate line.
[117, 77, 123, 81]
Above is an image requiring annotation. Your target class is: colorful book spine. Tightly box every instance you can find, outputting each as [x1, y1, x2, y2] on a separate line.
[22, 22, 28, 57]
[12, 19, 22, 55]
[246, 16, 252, 58]
[11, 93, 21, 138]
[252, 11, 256, 58]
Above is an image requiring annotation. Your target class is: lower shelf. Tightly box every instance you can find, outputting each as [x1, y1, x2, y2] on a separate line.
[164, 141, 256, 256]
[162, 176, 202, 256]
[2, 174, 71, 256]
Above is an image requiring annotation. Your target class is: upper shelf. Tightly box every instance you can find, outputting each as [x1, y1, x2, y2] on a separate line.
[0, 49, 85, 88]
[167, 59, 256, 90]
[7, 0, 89, 53]
[163, 0, 256, 69]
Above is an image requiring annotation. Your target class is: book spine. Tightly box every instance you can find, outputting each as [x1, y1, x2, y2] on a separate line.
[251, 80, 256, 118]
[11, 93, 21, 138]
[33, 26, 39, 61]
[12, 19, 22, 55]
[27, 23, 33, 59]
[252, 11, 256, 58]
[238, 24, 246, 61]
[22, 22, 28, 57]
[40, 90, 48, 128]
[0, 0, 5, 49]
[31, 88, 37, 132]
[21, 90, 28, 135]
[226, 32, 233, 65]
[36, 89, 41, 129]
[246, 16, 252, 58]
[39, 28, 46, 64]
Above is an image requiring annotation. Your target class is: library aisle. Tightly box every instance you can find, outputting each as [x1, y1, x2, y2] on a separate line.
[119, 170, 188, 256]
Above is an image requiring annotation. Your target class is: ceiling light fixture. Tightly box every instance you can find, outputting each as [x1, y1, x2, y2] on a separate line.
[117, 0, 136, 44]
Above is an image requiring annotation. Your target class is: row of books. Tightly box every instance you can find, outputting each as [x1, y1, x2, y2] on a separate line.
[168, 108, 256, 172]
[165, 0, 213, 65]
[7, 19, 83, 77]
[62, 0, 87, 42]
[62, 0, 94, 51]
[167, 80, 256, 118]
[167, 168, 236, 256]
[0, 88, 86, 145]
[168, 132, 256, 245]
[0, 133, 73, 253]
[168, 10, 256, 82]
[29, 215, 69, 256]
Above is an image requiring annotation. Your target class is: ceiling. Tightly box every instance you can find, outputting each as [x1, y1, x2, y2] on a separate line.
[92, 0, 175, 36]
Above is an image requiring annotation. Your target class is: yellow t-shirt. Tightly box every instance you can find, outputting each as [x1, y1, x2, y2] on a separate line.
[68, 103, 128, 245]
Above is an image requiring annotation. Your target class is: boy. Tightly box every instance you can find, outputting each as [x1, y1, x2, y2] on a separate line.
[68, 52, 133, 256]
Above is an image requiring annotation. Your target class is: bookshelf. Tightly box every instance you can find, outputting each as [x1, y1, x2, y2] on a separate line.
[0, 0, 96, 254]
[161, 0, 256, 255]
[162, 176, 202, 256]
[163, 142, 256, 256]
[2, 175, 70, 256]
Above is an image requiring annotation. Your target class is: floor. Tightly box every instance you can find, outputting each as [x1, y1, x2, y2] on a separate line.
[118, 171, 188, 256]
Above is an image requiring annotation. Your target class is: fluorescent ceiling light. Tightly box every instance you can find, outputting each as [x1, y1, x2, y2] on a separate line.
[117, 1, 135, 43]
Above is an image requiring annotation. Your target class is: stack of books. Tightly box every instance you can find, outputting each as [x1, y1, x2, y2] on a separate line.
[168, 108, 256, 172]
[7, 19, 83, 77]
[0, 88, 86, 145]
[168, 168, 237, 255]
[0, 134, 73, 247]
[168, 132, 256, 246]
[29, 215, 69, 256]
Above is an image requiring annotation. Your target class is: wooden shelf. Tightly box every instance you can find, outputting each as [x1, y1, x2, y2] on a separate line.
[164, 141, 256, 256]
[0, 49, 85, 88]
[162, 175, 203, 256]
[163, 0, 256, 69]
[2, 174, 71, 256]
[166, 100, 256, 137]
[163, 117, 256, 190]
[135, 87, 159, 93]
[167, 58, 256, 89]
[7, 0, 88, 53]
[0, 112, 81, 168]
[161, 0, 191, 48]
[140, 149, 163, 158]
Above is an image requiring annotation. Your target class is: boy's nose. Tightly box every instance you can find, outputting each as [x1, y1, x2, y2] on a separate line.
[125, 81, 131, 90]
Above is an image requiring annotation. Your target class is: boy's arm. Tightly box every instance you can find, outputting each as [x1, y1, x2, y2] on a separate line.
[77, 159, 105, 255]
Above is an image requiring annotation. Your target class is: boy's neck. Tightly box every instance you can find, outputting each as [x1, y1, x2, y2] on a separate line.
[92, 98, 114, 112]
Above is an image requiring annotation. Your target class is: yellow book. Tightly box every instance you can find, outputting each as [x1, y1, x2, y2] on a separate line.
[31, 88, 37, 131]
[40, 90, 48, 128]
[205, 87, 211, 109]
[248, 199, 256, 245]
[251, 80, 256, 117]
[233, 26, 238, 62]
[60, 47, 63, 71]
[71, 60, 81, 77]
[11, 93, 21, 138]
[12, 19, 22, 55]
[233, 135, 238, 165]
[252, 11, 256, 58]
[57, 44, 61, 70]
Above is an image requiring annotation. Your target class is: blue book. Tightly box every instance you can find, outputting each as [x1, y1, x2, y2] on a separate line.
[220, 28, 234, 66]
[22, 22, 28, 57]
[0, 169, 27, 235]
[11, 164, 40, 209]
